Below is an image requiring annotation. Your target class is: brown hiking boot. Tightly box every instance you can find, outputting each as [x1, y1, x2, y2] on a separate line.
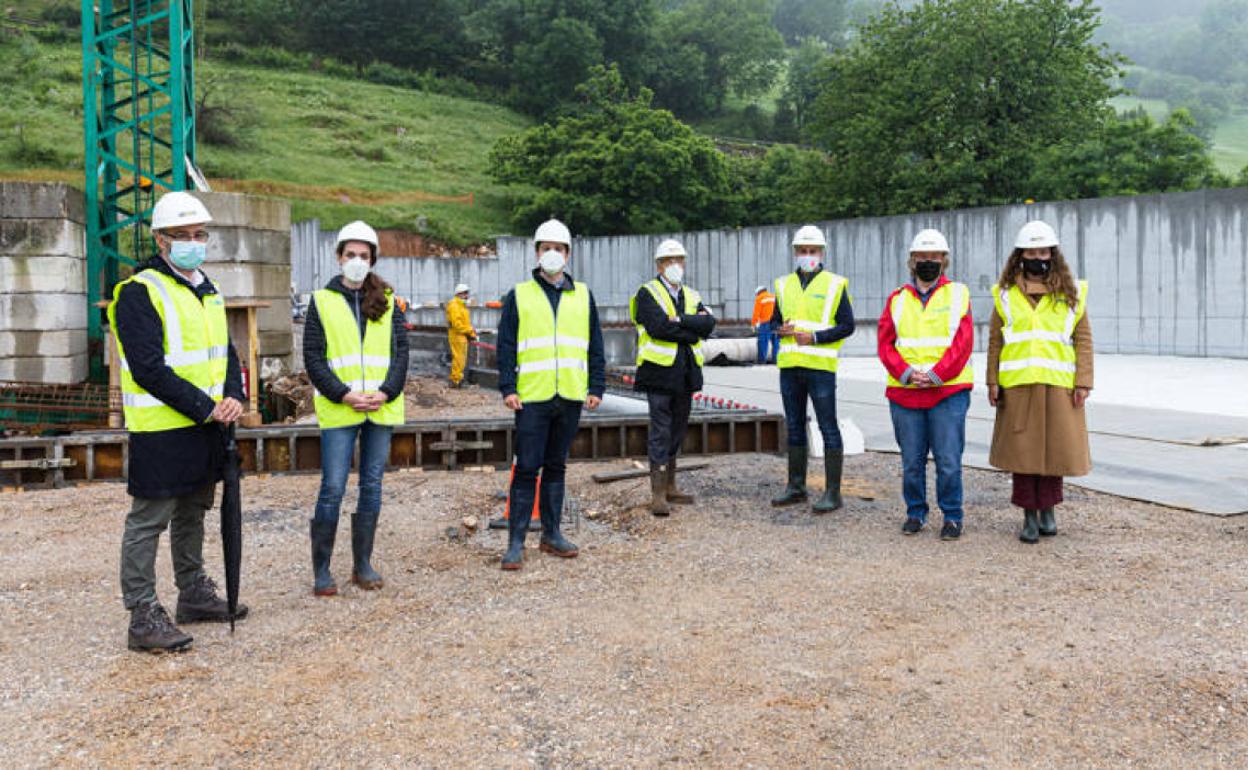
[176, 574, 249, 624]
[649, 463, 670, 517]
[128, 602, 193, 653]
[665, 460, 694, 504]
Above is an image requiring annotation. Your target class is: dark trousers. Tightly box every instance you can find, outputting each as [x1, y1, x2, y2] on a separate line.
[1012, 474, 1064, 509]
[756, 324, 778, 364]
[510, 397, 583, 536]
[120, 485, 214, 609]
[779, 367, 842, 450]
[646, 391, 693, 465]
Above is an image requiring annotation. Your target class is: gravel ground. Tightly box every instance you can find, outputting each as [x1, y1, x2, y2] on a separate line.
[1, 452, 1246, 767]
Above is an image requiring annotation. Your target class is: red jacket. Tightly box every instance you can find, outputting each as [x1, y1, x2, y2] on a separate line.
[877, 277, 974, 409]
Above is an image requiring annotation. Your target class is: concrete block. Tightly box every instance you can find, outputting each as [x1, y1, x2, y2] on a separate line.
[0, 354, 89, 384]
[253, 299, 293, 334]
[257, 330, 293, 358]
[0, 256, 87, 294]
[0, 330, 88, 358]
[0, 294, 88, 332]
[209, 263, 292, 299]
[206, 227, 290, 266]
[0, 219, 87, 258]
[0, 182, 86, 224]
[195, 192, 290, 232]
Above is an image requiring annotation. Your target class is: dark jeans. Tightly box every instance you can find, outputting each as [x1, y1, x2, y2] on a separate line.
[510, 397, 583, 537]
[1012, 474, 1064, 509]
[313, 420, 394, 524]
[779, 367, 842, 450]
[646, 391, 693, 465]
[120, 485, 214, 609]
[889, 390, 970, 523]
[756, 324, 778, 364]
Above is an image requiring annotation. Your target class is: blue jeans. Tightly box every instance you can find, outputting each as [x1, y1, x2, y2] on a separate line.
[756, 324, 778, 364]
[313, 420, 394, 524]
[779, 367, 842, 450]
[889, 390, 969, 523]
[510, 397, 583, 537]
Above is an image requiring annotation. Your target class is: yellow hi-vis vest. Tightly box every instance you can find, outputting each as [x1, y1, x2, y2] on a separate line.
[312, 289, 405, 427]
[774, 270, 850, 372]
[886, 282, 974, 389]
[992, 280, 1088, 390]
[629, 279, 704, 368]
[107, 269, 229, 433]
[514, 278, 591, 403]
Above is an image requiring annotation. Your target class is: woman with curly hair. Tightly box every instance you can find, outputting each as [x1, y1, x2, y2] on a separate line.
[987, 221, 1093, 543]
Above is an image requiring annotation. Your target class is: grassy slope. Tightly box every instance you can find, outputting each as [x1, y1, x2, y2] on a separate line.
[0, 36, 531, 244]
[1111, 94, 1248, 177]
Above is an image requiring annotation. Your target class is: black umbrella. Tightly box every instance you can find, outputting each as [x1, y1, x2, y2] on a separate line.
[220, 423, 243, 633]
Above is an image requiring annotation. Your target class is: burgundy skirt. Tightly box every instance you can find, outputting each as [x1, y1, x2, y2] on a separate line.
[1011, 474, 1064, 509]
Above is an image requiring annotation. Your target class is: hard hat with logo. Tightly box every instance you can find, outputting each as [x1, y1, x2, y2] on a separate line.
[336, 220, 379, 250]
[454, 283, 469, 295]
[150, 191, 212, 231]
[534, 218, 572, 247]
[791, 224, 827, 248]
[1015, 220, 1059, 249]
[653, 239, 687, 260]
[910, 229, 949, 254]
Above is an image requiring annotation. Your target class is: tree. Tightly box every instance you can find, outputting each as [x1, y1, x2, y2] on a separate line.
[805, 0, 1125, 216]
[773, 0, 850, 47]
[773, 37, 830, 141]
[731, 145, 841, 224]
[488, 66, 740, 234]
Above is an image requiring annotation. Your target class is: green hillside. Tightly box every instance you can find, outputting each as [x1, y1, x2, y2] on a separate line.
[0, 35, 531, 245]
[1110, 94, 1248, 176]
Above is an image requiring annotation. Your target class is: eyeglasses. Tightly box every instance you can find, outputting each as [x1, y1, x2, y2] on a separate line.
[163, 230, 211, 243]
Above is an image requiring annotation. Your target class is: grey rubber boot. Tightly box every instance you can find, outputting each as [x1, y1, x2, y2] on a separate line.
[650, 463, 670, 517]
[812, 451, 845, 513]
[128, 601, 192, 653]
[350, 513, 384, 589]
[665, 459, 694, 504]
[1038, 507, 1057, 537]
[770, 446, 809, 506]
[1019, 509, 1040, 544]
[310, 519, 338, 596]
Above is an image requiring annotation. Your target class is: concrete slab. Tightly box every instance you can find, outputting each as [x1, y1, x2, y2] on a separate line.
[0, 182, 86, 223]
[0, 219, 86, 258]
[0, 256, 86, 294]
[208, 263, 292, 299]
[0, 294, 88, 332]
[196, 192, 290, 231]
[0, 330, 88, 358]
[0, 354, 88, 384]
[206, 227, 290, 266]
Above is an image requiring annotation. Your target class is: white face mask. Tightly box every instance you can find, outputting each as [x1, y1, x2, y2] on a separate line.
[662, 263, 684, 286]
[341, 256, 371, 283]
[539, 249, 566, 276]
[795, 254, 821, 273]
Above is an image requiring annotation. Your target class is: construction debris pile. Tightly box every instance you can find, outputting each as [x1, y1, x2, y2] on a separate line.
[267, 373, 510, 423]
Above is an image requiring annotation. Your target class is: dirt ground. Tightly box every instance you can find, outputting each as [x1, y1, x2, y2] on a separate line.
[269, 375, 511, 423]
[1, 452, 1245, 768]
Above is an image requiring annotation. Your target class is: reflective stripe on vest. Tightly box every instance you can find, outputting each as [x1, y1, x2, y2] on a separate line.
[774, 271, 849, 372]
[515, 279, 591, 403]
[312, 290, 405, 427]
[886, 282, 974, 389]
[107, 269, 229, 433]
[993, 280, 1088, 389]
[629, 279, 704, 368]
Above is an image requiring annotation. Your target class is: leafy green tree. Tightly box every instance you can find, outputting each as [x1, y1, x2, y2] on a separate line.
[488, 66, 740, 234]
[773, 38, 830, 142]
[806, 0, 1125, 215]
[731, 145, 841, 224]
[773, 0, 851, 47]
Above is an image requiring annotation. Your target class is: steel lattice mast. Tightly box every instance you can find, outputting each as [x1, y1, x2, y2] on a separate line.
[81, 0, 196, 378]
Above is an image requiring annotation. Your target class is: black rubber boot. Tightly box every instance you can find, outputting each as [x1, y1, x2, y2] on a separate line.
[770, 446, 809, 507]
[128, 601, 192, 653]
[176, 574, 249, 624]
[1039, 507, 1057, 537]
[665, 459, 694, 504]
[650, 463, 670, 517]
[1019, 509, 1040, 544]
[502, 480, 535, 570]
[812, 451, 845, 514]
[350, 513, 384, 589]
[310, 519, 337, 596]
[538, 480, 579, 558]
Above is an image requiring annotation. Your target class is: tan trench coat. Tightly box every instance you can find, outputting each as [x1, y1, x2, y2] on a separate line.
[986, 278, 1093, 477]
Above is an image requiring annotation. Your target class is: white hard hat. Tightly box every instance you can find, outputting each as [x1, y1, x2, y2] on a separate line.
[910, 229, 949, 254]
[1015, 220, 1059, 249]
[454, 283, 469, 295]
[336, 220, 379, 249]
[150, 191, 212, 231]
[534, 218, 572, 246]
[791, 224, 827, 248]
[755, 285, 766, 294]
[653, 239, 686, 260]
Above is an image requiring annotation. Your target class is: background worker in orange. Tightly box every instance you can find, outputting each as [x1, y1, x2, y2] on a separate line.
[752, 285, 778, 364]
[445, 282, 476, 388]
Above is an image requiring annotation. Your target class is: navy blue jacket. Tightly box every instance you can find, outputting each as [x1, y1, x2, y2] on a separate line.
[632, 277, 716, 395]
[113, 257, 245, 499]
[496, 269, 606, 400]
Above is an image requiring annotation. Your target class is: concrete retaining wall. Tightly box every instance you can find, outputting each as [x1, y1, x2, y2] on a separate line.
[0, 183, 88, 383]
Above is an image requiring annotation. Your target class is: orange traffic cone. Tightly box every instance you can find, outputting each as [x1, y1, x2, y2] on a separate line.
[489, 460, 541, 530]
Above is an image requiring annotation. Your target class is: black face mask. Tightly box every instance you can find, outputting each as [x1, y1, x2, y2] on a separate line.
[913, 261, 942, 282]
[1022, 258, 1052, 277]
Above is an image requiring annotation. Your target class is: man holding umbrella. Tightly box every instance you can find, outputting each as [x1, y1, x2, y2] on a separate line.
[107, 191, 249, 653]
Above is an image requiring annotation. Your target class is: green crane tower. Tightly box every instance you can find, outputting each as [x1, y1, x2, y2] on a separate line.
[81, 0, 197, 379]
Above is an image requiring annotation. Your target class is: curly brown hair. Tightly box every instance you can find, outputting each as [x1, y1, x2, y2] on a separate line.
[996, 246, 1079, 306]
[337, 241, 393, 322]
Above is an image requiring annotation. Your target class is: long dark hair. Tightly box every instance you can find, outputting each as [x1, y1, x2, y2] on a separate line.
[337, 241, 392, 322]
[997, 246, 1079, 306]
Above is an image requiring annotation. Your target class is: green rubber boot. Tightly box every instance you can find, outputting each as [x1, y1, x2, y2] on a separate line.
[1039, 507, 1057, 537]
[770, 446, 808, 507]
[812, 451, 844, 514]
[1019, 509, 1040, 544]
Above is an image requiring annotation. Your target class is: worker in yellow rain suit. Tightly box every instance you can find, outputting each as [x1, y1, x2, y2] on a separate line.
[446, 283, 476, 388]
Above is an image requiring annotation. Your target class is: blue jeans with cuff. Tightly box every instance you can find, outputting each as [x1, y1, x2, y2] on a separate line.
[889, 389, 969, 523]
[313, 420, 394, 524]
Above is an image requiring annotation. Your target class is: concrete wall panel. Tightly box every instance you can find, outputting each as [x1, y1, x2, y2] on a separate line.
[0, 256, 87, 294]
